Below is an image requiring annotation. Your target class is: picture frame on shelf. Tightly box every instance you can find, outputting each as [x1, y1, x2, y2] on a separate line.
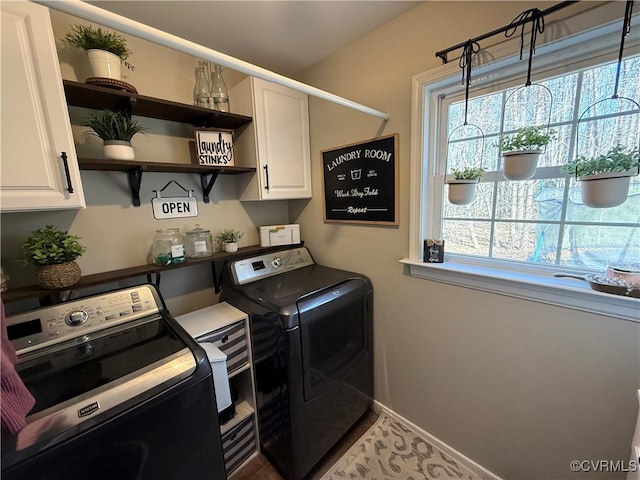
[194, 128, 235, 166]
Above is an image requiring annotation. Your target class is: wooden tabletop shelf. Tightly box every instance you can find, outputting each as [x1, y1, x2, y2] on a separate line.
[2, 243, 302, 304]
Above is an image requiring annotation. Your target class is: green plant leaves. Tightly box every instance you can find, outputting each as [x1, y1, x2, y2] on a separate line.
[451, 166, 486, 180]
[62, 24, 132, 60]
[215, 229, 244, 244]
[84, 110, 147, 142]
[562, 145, 640, 177]
[20, 225, 86, 266]
[497, 126, 556, 152]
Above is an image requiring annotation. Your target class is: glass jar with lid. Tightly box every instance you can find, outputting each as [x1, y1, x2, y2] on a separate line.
[151, 228, 186, 266]
[185, 224, 213, 258]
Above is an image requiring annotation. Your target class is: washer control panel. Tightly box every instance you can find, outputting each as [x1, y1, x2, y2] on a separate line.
[231, 248, 314, 285]
[6, 286, 161, 355]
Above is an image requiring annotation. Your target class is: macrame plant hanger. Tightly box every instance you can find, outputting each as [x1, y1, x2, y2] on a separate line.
[445, 40, 486, 205]
[500, 8, 554, 181]
[572, 0, 640, 208]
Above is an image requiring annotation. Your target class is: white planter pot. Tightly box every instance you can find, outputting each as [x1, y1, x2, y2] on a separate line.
[502, 150, 541, 180]
[579, 172, 632, 208]
[447, 179, 478, 205]
[104, 140, 134, 160]
[87, 49, 122, 80]
[223, 242, 238, 253]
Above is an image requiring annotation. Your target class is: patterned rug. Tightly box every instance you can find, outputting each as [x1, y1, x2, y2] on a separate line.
[320, 413, 483, 480]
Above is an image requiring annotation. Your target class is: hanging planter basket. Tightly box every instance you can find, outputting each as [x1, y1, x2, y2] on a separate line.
[565, 2, 640, 208]
[502, 150, 541, 180]
[578, 171, 634, 208]
[498, 83, 554, 181]
[448, 179, 479, 205]
[569, 96, 640, 208]
[444, 122, 486, 205]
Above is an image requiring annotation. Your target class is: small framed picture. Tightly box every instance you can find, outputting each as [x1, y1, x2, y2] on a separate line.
[194, 128, 235, 166]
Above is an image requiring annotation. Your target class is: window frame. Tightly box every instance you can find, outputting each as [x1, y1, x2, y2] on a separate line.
[403, 16, 640, 322]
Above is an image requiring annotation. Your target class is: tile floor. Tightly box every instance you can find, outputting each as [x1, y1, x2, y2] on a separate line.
[230, 411, 378, 480]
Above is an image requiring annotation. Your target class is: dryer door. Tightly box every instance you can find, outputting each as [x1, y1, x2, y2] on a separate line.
[297, 279, 369, 401]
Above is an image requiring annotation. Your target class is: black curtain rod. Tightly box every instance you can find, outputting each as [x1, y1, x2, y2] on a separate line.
[435, 0, 580, 64]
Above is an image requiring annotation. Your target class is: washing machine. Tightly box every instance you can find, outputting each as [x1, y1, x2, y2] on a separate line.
[1, 285, 226, 480]
[220, 246, 373, 480]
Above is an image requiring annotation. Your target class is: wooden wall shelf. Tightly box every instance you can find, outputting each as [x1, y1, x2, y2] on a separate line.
[78, 158, 255, 205]
[63, 80, 252, 129]
[2, 243, 303, 305]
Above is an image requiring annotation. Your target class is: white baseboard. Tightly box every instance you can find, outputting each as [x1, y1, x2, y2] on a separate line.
[372, 401, 503, 480]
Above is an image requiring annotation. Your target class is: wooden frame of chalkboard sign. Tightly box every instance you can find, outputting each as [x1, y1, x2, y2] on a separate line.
[321, 133, 399, 225]
[194, 128, 235, 166]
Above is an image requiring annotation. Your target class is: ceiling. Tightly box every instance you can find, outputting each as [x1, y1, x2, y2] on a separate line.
[88, 1, 422, 76]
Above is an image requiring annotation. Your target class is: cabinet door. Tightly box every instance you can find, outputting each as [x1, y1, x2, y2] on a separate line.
[252, 78, 311, 200]
[1, 2, 85, 212]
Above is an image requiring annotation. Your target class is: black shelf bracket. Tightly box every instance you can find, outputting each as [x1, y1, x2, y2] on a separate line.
[211, 259, 226, 294]
[125, 97, 136, 118]
[127, 168, 143, 206]
[201, 172, 220, 203]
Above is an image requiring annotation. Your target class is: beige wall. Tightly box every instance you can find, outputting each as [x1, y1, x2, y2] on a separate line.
[293, 1, 639, 479]
[1, 3, 638, 479]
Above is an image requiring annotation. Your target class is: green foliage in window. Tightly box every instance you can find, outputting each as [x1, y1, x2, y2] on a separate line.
[562, 145, 640, 177]
[451, 166, 486, 180]
[21, 225, 86, 266]
[496, 126, 556, 152]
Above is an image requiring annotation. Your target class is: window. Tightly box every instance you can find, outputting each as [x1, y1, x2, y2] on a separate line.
[439, 56, 639, 270]
[405, 16, 640, 322]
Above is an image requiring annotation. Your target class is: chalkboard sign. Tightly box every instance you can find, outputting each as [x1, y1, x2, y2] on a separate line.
[322, 134, 398, 225]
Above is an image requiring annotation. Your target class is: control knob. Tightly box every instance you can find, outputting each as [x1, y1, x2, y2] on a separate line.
[65, 310, 89, 327]
[271, 257, 282, 268]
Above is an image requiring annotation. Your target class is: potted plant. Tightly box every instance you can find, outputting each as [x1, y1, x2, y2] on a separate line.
[447, 166, 486, 205]
[21, 225, 86, 289]
[497, 126, 555, 180]
[215, 229, 244, 253]
[562, 145, 640, 208]
[84, 109, 146, 160]
[62, 24, 133, 80]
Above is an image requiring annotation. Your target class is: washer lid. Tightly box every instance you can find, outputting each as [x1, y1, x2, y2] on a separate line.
[227, 265, 371, 329]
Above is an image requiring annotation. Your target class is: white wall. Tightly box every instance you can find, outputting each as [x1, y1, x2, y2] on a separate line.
[293, 1, 639, 478]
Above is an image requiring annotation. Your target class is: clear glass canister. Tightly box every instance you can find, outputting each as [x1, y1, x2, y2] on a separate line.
[151, 228, 186, 266]
[185, 224, 213, 258]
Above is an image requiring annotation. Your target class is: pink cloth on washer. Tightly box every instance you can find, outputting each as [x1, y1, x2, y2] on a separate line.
[1, 299, 35, 434]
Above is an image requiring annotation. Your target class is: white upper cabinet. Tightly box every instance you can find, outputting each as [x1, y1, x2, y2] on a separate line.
[1, 2, 85, 212]
[231, 77, 311, 201]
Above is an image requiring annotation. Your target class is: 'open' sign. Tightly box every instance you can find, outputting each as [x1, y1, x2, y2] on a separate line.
[152, 197, 198, 219]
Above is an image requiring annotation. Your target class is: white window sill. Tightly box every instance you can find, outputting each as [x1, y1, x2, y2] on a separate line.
[399, 258, 640, 323]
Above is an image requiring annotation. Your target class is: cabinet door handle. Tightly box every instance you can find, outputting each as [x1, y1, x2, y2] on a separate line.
[61, 152, 74, 194]
[263, 164, 270, 190]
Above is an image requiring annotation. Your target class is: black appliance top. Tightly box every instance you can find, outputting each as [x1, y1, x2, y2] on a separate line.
[2, 285, 207, 470]
[221, 248, 372, 329]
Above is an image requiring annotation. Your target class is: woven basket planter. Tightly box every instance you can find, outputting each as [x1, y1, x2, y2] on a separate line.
[36, 261, 82, 289]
